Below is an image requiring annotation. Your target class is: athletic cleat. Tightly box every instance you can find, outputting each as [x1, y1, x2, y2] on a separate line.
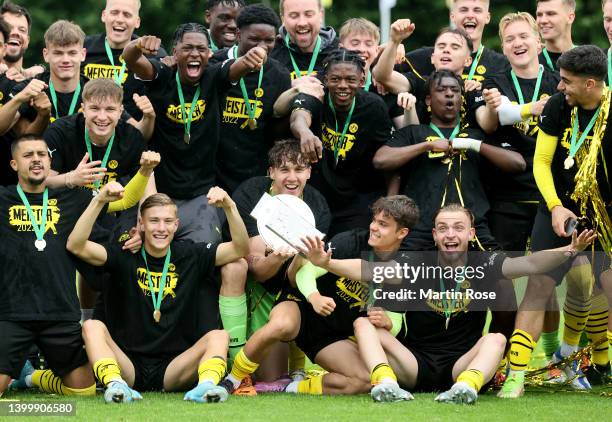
[104, 380, 142, 404]
[289, 369, 306, 382]
[184, 381, 229, 403]
[562, 359, 592, 390]
[584, 364, 612, 386]
[9, 360, 35, 390]
[497, 372, 524, 399]
[254, 377, 291, 393]
[219, 378, 236, 395]
[371, 381, 414, 402]
[435, 382, 478, 404]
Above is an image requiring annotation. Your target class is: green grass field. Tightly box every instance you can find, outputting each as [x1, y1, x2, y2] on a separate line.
[3, 386, 611, 421]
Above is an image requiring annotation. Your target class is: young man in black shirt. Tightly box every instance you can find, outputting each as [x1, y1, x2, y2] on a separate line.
[221, 195, 417, 396]
[219, 139, 330, 384]
[404, 0, 507, 82]
[0, 2, 43, 79]
[351, 204, 594, 404]
[211, 4, 291, 194]
[374, 70, 525, 251]
[122, 23, 267, 244]
[0, 16, 19, 186]
[205, 0, 244, 52]
[500, 46, 612, 398]
[0, 135, 97, 397]
[291, 49, 392, 237]
[82, 0, 167, 120]
[67, 185, 249, 403]
[536, 0, 575, 72]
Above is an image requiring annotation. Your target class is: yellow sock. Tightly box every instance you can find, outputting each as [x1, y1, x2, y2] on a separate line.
[230, 349, 259, 381]
[296, 374, 323, 395]
[585, 293, 609, 366]
[508, 329, 536, 371]
[63, 384, 96, 396]
[31, 370, 95, 396]
[93, 358, 123, 387]
[608, 330, 612, 355]
[457, 369, 484, 392]
[563, 295, 591, 346]
[370, 363, 397, 384]
[288, 341, 305, 373]
[198, 356, 226, 385]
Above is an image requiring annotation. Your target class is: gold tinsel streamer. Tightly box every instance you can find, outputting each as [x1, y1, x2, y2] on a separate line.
[570, 87, 612, 258]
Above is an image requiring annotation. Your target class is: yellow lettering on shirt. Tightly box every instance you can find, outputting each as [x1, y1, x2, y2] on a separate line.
[166, 100, 207, 124]
[321, 123, 356, 161]
[85, 172, 118, 190]
[8, 205, 60, 234]
[335, 277, 367, 309]
[136, 267, 179, 299]
[222, 96, 263, 128]
[83, 63, 129, 84]
[290, 70, 318, 80]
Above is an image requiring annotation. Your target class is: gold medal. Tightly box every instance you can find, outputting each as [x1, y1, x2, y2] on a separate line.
[248, 118, 258, 130]
[564, 156, 575, 170]
[153, 309, 161, 323]
[255, 88, 264, 98]
[184, 133, 190, 144]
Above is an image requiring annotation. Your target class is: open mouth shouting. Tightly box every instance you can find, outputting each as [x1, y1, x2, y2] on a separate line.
[186, 61, 202, 78]
[462, 21, 478, 35]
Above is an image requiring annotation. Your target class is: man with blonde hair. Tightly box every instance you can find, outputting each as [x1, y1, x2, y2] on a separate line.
[536, 0, 575, 71]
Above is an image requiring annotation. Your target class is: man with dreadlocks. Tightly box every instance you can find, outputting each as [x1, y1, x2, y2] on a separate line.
[122, 22, 267, 244]
[290, 48, 392, 237]
[500, 45, 612, 398]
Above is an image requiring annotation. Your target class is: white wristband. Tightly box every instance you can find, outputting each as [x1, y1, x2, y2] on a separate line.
[496, 96, 523, 126]
[452, 137, 482, 152]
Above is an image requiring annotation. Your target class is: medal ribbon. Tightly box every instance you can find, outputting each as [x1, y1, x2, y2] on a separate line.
[510, 65, 544, 105]
[568, 105, 601, 160]
[327, 94, 356, 164]
[233, 46, 264, 123]
[542, 48, 555, 71]
[16, 185, 48, 243]
[439, 269, 464, 326]
[208, 30, 218, 52]
[48, 80, 81, 120]
[363, 70, 372, 91]
[104, 39, 127, 86]
[141, 246, 172, 315]
[285, 33, 321, 77]
[466, 44, 484, 81]
[429, 121, 460, 141]
[175, 72, 201, 140]
[84, 129, 115, 191]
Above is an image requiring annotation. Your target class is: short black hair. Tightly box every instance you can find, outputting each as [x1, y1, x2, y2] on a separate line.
[10, 134, 47, 157]
[268, 139, 310, 168]
[172, 22, 209, 47]
[322, 48, 365, 78]
[236, 4, 280, 30]
[206, 0, 245, 10]
[425, 69, 464, 96]
[0, 16, 10, 43]
[0, 1, 30, 30]
[557, 45, 607, 81]
[436, 26, 473, 54]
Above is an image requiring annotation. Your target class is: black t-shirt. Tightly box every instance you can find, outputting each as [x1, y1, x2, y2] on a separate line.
[538, 92, 612, 212]
[103, 240, 219, 357]
[366, 80, 404, 121]
[538, 49, 562, 73]
[399, 251, 507, 356]
[304, 229, 371, 333]
[270, 30, 339, 80]
[11, 72, 89, 124]
[0, 186, 95, 321]
[387, 125, 489, 238]
[291, 90, 391, 210]
[44, 113, 145, 191]
[229, 176, 331, 294]
[143, 59, 232, 199]
[211, 48, 292, 192]
[82, 33, 168, 120]
[475, 68, 560, 202]
[404, 45, 508, 82]
[0, 75, 19, 186]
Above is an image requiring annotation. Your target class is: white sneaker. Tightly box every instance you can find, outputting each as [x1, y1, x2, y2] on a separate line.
[435, 382, 477, 404]
[371, 381, 414, 402]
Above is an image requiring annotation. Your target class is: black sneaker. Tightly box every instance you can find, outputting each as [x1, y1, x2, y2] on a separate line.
[218, 378, 236, 395]
[584, 364, 612, 386]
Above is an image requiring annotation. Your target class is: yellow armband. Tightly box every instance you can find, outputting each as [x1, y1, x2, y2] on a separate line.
[385, 311, 404, 337]
[296, 261, 328, 299]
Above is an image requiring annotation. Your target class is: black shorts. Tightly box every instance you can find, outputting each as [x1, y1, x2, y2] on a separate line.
[409, 348, 463, 392]
[127, 352, 179, 392]
[0, 321, 88, 379]
[487, 201, 538, 254]
[276, 289, 363, 362]
[530, 207, 611, 286]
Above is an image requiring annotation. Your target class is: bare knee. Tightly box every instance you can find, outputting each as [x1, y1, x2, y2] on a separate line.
[82, 319, 108, 342]
[220, 259, 248, 295]
[353, 316, 372, 334]
[203, 329, 230, 347]
[267, 314, 298, 341]
[483, 333, 507, 352]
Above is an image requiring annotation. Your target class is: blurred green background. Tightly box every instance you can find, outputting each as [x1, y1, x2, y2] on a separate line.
[23, 0, 608, 65]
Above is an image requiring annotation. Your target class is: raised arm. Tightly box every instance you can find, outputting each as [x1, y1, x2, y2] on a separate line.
[127, 94, 156, 141]
[123, 36, 162, 81]
[211, 187, 250, 266]
[474, 88, 501, 134]
[66, 182, 126, 266]
[372, 19, 415, 95]
[228, 46, 267, 83]
[501, 229, 597, 279]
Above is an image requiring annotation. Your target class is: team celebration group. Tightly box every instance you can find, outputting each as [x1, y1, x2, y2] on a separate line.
[0, 0, 610, 406]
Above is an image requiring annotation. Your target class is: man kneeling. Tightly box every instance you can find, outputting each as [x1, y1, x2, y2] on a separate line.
[67, 185, 249, 403]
